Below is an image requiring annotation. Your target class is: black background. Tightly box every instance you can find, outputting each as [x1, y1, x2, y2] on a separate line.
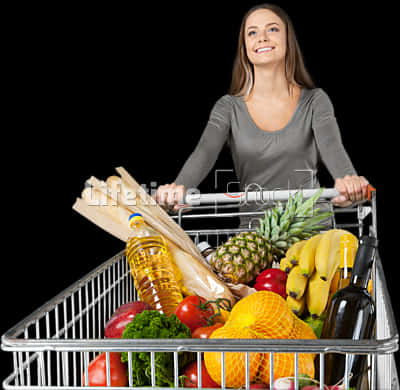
[3, 0, 399, 380]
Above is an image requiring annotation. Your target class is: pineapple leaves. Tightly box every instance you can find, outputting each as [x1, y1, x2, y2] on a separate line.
[262, 211, 270, 239]
[256, 187, 332, 256]
[295, 188, 324, 217]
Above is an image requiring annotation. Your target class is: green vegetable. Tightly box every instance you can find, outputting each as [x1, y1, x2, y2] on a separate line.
[292, 374, 315, 388]
[304, 314, 325, 338]
[120, 310, 195, 387]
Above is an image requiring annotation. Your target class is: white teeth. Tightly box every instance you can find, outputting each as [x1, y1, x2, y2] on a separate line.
[257, 47, 273, 53]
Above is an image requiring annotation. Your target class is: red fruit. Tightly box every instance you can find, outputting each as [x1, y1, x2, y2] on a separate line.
[192, 323, 223, 339]
[254, 278, 287, 299]
[256, 268, 288, 284]
[174, 296, 215, 332]
[250, 383, 269, 389]
[183, 360, 220, 388]
[83, 352, 128, 387]
[104, 301, 153, 338]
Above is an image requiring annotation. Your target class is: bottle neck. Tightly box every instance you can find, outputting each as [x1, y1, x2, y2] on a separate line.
[340, 265, 352, 280]
[349, 236, 378, 290]
[350, 268, 371, 289]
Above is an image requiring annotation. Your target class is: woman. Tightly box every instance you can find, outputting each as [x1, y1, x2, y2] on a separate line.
[156, 3, 369, 216]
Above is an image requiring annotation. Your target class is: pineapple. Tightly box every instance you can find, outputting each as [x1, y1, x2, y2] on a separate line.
[210, 188, 332, 284]
[210, 232, 271, 284]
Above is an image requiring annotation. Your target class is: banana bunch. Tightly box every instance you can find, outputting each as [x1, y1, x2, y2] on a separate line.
[283, 229, 358, 319]
[279, 239, 307, 273]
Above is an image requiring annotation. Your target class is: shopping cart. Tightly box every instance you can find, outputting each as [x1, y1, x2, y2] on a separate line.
[1, 188, 398, 389]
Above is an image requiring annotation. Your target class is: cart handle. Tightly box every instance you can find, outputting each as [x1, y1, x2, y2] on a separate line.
[184, 185, 376, 206]
[367, 184, 376, 202]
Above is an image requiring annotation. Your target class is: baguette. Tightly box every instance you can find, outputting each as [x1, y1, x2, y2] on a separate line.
[76, 180, 235, 306]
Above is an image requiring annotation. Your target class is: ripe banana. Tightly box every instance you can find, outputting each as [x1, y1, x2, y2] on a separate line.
[315, 229, 348, 281]
[286, 265, 308, 299]
[298, 233, 323, 277]
[286, 240, 307, 265]
[286, 294, 305, 317]
[280, 257, 294, 273]
[306, 270, 331, 318]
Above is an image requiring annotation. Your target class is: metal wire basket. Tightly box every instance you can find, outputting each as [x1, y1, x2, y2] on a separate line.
[1, 189, 398, 389]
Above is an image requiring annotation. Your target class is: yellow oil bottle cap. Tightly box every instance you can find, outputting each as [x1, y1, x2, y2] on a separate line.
[339, 233, 358, 268]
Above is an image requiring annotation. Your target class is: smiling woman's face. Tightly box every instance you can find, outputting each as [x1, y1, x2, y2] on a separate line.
[244, 9, 287, 67]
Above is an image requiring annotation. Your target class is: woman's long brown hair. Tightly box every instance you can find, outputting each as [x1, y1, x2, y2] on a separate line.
[229, 3, 315, 96]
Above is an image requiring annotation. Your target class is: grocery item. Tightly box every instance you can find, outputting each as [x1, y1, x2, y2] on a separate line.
[258, 352, 315, 386]
[299, 233, 323, 277]
[210, 231, 271, 284]
[83, 352, 128, 387]
[174, 295, 215, 332]
[191, 323, 223, 338]
[288, 315, 318, 341]
[279, 257, 294, 273]
[304, 315, 324, 338]
[73, 168, 235, 307]
[273, 375, 326, 389]
[126, 213, 183, 316]
[104, 301, 153, 338]
[321, 235, 377, 389]
[272, 377, 295, 389]
[337, 232, 358, 289]
[286, 294, 305, 316]
[166, 240, 235, 305]
[256, 188, 332, 262]
[204, 326, 262, 388]
[305, 270, 331, 318]
[286, 265, 308, 299]
[120, 310, 194, 387]
[182, 360, 220, 388]
[209, 189, 332, 284]
[254, 268, 288, 299]
[197, 241, 216, 264]
[315, 229, 348, 281]
[226, 290, 295, 339]
[204, 291, 316, 385]
[285, 240, 307, 266]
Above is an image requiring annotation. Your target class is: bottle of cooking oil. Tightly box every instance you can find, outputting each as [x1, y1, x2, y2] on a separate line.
[126, 213, 183, 316]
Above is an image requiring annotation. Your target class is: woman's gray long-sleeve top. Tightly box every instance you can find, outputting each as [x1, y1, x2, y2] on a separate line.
[175, 88, 357, 195]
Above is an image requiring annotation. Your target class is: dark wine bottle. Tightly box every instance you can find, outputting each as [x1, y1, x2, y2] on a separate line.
[320, 235, 378, 389]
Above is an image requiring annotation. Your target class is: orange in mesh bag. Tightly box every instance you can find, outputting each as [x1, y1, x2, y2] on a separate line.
[204, 327, 262, 388]
[256, 352, 315, 384]
[225, 290, 296, 338]
[204, 291, 316, 386]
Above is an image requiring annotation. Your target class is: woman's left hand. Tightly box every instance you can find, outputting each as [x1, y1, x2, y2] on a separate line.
[333, 175, 370, 207]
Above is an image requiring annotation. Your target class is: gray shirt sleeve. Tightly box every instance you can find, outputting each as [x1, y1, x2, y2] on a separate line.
[311, 90, 357, 179]
[175, 95, 231, 189]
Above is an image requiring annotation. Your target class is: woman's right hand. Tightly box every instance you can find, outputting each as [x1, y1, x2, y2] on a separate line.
[155, 183, 187, 213]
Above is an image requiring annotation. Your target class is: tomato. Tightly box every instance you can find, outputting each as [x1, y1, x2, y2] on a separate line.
[83, 352, 128, 387]
[183, 360, 220, 388]
[192, 323, 223, 339]
[174, 296, 215, 332]
[256, 268, 288, 284]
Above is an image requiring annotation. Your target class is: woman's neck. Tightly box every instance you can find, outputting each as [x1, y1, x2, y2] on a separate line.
[249, 64, 291, 100]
